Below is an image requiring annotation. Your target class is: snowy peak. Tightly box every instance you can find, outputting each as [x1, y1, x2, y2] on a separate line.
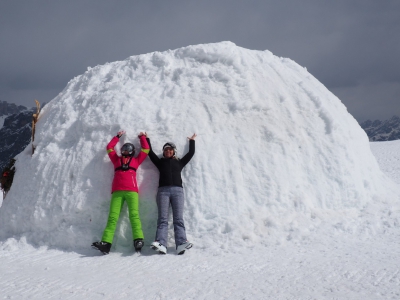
[0, 42, 397, 251]
[0, 109, 34, 170]
[0, 100, 27, 117]
[361, 115, 400, 141]
[0, 100, 28, 131]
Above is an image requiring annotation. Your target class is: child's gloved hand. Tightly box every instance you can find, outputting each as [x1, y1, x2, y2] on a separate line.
[117, 130, 126, 138]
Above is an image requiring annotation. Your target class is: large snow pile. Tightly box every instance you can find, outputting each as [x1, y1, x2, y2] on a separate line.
[0, 42, 398, 252]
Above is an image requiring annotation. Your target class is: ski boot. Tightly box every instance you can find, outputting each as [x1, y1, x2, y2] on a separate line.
[91, 241, 111, 255]
[150, 241, 167, 254]
[176, 241, 193, 255]
[134, 238, 144, 253]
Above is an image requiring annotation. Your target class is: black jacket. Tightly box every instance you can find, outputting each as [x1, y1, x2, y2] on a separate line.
[146, 138, 195, 188]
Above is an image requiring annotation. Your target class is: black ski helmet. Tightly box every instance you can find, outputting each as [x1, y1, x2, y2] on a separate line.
[162, 142, 177, 157]
[121, 143, 135, 157]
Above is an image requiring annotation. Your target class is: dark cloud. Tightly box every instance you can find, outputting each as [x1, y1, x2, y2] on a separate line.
[1, 1, 399, 121]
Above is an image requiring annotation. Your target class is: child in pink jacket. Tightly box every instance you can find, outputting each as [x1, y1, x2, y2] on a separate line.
[92, 130, 149, 254]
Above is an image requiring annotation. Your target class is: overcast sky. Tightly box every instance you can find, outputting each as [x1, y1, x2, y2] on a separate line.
[1, 1, 399, 122]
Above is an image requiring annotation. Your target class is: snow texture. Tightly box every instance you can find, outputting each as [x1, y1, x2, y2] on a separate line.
[0, 42, 399, 254]
[370, 140, 400, 184]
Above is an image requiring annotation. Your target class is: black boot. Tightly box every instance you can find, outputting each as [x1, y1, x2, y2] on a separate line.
[91, 241, 111, 255]
[134, 239, 144, 253]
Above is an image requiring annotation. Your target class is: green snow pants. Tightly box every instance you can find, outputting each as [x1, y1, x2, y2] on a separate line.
[102, 191, 144, 243]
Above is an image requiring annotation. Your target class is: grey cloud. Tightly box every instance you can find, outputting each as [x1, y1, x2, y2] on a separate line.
[1, 0, 399, 121]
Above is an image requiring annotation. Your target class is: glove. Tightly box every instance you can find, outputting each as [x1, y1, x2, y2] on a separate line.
[117, 130, 126, 138]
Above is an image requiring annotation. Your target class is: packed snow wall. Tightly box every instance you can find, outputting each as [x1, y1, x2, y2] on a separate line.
[0, 42, 397, 251]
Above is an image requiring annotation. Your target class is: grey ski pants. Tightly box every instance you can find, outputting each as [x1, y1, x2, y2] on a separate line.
[155, 186, 187, 248]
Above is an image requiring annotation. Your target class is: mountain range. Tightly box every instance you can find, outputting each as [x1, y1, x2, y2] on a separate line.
[0, 100, 27, 116]
[360, 116, 400, 141]
[0, 101, 33, 171]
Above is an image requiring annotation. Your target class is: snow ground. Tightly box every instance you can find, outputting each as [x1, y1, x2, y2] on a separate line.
[370, 140, 400, 184]
[1, 141, 399, 300]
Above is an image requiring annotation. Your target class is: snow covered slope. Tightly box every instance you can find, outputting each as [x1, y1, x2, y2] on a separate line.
[0, 42, 398, 252]
[370, 140, 400, 184]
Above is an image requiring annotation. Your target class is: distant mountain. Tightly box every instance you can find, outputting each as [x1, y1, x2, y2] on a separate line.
[0, 100, 27, 117]
[360, 116, 400, 141]
[0, 108, 34, 171]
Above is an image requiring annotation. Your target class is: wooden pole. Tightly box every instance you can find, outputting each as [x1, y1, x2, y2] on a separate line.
[32, 100, 41, 155]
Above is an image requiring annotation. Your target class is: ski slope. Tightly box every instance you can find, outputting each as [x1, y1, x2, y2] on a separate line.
[370, 140, 400, 184]
[0, 42, 400, 299]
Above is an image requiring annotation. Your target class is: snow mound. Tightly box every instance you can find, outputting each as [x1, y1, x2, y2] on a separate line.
[0, 42, 398, 251]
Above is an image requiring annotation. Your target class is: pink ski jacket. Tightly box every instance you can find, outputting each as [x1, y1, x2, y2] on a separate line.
[107, 135, 149, 193]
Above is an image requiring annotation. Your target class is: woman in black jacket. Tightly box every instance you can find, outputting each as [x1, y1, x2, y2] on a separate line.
[146, 133, 196, 255]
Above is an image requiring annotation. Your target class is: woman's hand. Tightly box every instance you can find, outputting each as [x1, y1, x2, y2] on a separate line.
[117, 130, 126, 138]
[188, 133, 197, 140]
[138, 132, 147, 137]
